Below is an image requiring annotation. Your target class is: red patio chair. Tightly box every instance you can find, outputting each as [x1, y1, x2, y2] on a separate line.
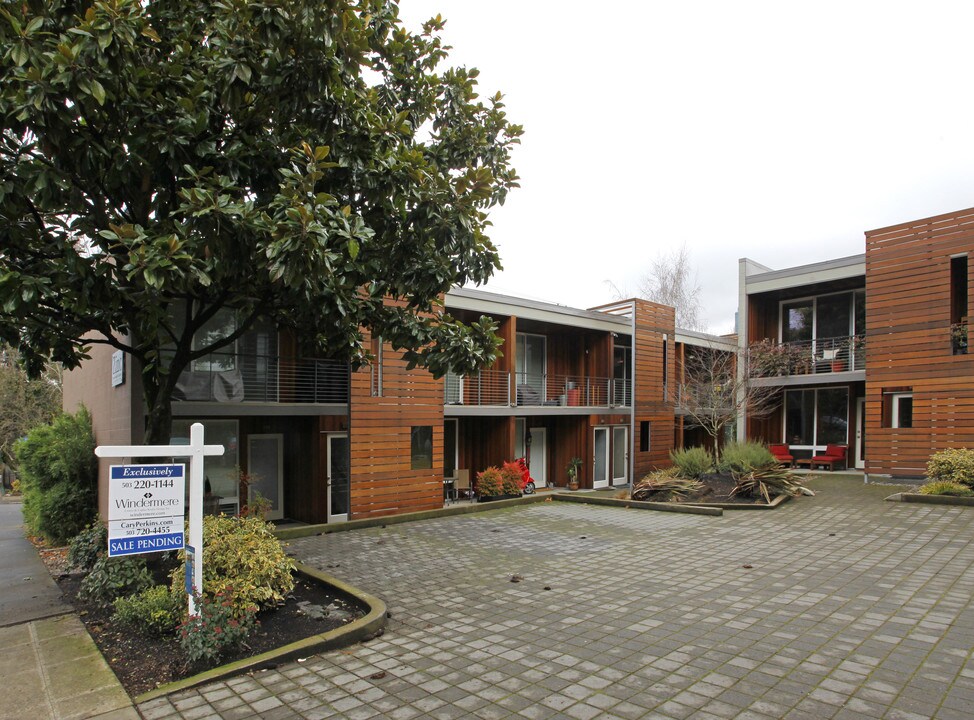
[810, 444, 847, 471]
[769, 444, 794, 467]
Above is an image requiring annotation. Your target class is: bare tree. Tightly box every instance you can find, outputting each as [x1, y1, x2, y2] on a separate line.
[678, 344, 778, 459]
[0, 346, 62, 469]
[638, 243, 704, 331]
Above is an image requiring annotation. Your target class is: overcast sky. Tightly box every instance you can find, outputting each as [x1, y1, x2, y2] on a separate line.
[398, 1, 974, 334]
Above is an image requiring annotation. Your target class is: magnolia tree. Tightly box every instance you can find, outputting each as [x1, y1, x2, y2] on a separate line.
[678, 343, 778, 459]
[0, 0, 521, 442]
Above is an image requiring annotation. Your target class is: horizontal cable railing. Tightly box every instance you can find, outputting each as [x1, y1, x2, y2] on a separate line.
[172, 351, 349, 404]
[748, 334, 865, 378]
[444, 369, 511, 406]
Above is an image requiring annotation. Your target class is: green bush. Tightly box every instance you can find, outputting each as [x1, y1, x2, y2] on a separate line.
[113, 585, 182, 637]
[670, 447, 713, 479]
[926, 448, 974, 486]
[68, 523, 107, 572]
[80, 556, 154, 608]
[717, 441, 776, 474]
[179, 588, 259, 666]
[475, 466, 503, 496]
[171, 515, 294, 617]
[15, 408, 97, 544]
[918, 480, 973, 497]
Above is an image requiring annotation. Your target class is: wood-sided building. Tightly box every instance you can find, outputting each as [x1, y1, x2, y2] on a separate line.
[737, 205, 974, 479]
[64, 289, 731, 525]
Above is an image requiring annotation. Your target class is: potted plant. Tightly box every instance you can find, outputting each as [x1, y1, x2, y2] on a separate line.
[566, 457, 582, 491]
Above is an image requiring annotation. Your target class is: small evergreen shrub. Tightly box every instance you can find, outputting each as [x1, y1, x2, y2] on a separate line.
[80, 556, 153, 607]
[178, 588, 259, 666]
[475, 466, 503, 497]
[68, 523, 107, 572]
[918, 480, 973, 497]
[670, 447, 713, 479]
[499, 462, 524, 495]
[113, 585, 182, 637]
[171, 515, 295, 617]
[15, 408, 97, 544]
[717, 441, 776, 474]
[926, 448, 974, 487]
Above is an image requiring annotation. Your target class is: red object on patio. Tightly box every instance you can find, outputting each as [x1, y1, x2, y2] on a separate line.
[810, 444, 848, 471]
[769, 444, 794, 466]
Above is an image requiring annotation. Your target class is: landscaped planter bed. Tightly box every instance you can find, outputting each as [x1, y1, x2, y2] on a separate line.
[891, 492, 974, 507]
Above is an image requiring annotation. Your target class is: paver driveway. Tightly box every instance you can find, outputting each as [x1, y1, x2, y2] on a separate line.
[140, 477, 974, 719]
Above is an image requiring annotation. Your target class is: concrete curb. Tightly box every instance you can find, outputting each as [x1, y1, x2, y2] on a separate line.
[892, 492, 974, 507]
[275, 493, 552, 540]
[550, 493, 723, 516]
[681, 493, 792, 511]
[135, 562, 387, 703]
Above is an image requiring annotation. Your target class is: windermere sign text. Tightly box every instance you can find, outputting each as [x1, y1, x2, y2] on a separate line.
[108, 463, 185, 557]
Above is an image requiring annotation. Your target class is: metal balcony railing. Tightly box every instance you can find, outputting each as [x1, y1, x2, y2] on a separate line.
[748, 334, 865, 378]
[172, 351, 348, 404]
[444, 369, 512, 406]
[443, 370, 631, 408]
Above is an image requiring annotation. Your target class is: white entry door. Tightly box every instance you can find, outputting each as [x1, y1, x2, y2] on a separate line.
[326, 433, 350, 523]
[593, 427, 610, 489]
[855, 397, 866, 469]
[612, 426, 628, 485]
[247, 434, 284, 520]
[529, 427, 547, 487]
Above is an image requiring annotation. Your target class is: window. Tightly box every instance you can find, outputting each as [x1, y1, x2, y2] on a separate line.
[892, 393, 913, 429]
[640, 421, 650, 452]
[785, 387, 849, 446]
[443, 420, 458, 479]
[171, 419, 239, 511]
[516, 333, 547, 399]
[370, 336, 383, 397]
[193, 307, 238, 372]
[410, 426, 433, 469]
[951, 255, 968, 325]
[613, 344, 632, 405]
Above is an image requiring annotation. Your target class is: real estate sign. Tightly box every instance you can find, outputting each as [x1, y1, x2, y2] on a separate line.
[108, 463, 185, 557]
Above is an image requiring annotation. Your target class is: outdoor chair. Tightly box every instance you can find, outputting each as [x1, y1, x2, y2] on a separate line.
[810, 444, 847, 471]
[451, 469, 474, 501]
[769, 444, 794, 467]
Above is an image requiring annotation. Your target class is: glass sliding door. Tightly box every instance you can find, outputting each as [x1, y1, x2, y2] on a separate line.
[516, 333, 546, 404]
[784, 387, 850, 450]
[593, 427, 610, 489]
[326, 433, 350, 523]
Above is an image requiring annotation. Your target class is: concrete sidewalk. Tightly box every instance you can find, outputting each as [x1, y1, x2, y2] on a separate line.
[0, 499, 139, 720]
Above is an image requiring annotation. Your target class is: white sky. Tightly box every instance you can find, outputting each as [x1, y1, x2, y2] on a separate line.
[398, 1, 974, 334]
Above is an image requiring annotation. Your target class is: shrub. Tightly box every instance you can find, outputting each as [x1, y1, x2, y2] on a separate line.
[631, 468, 703, 501]
[670, 447, 713, 479]
[499, 462, 524, 495]
[717, 441, 776, 474]
[68, 523, 107, 572]
[475, 466, 503, 497]
[113, 585, 182, 637]
[731, 465, 813, 503]
[171, 514, 295, 617]
[15, 408, 97, 544]
[926, 448, 974, 486]
[178, 588, 259, 666]
[80, 556, 154, 607]
[918, 481, 973, 497]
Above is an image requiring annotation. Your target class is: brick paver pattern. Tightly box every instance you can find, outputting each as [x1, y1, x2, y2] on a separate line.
[139, 477, 974, 719]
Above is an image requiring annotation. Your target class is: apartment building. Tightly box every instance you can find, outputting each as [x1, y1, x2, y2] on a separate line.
[64, 289, 730, 523]
[738, 206, 974, 478]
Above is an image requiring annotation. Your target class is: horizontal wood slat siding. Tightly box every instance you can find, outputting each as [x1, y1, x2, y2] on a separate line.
[349, 334, 445, 519]
[865, 207, 974, 476]
[632, 300, 676, 478]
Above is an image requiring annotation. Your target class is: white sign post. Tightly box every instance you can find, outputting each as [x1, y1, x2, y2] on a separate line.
[96, 423, 224, 615]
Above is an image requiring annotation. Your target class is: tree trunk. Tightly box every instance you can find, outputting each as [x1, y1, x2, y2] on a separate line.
[141, 360, 181, 446]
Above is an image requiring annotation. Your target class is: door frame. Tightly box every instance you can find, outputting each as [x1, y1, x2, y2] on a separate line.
[247, 433, 284, 521]
[593, 426, 610, 489]
[326, 432, 350, 523]
[612, 426, 628, 485]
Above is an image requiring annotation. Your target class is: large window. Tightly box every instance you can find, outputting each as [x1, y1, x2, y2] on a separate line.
[780, 291, 863, 344]
[784, 387, 848, 447]
[171, 419, 239, 511]
[410, 426, 433, 470]
[516, 333, 547, 400]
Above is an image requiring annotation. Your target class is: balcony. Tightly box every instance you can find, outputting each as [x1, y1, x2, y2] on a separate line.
[172, 351, 349, 405]
[748, 335, 865, 379]
[444, 370, 631, 409]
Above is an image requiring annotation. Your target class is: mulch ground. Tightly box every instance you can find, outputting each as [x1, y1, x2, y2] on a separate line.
[33, 543, 365, 697]
[635, 473, 779, 504]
